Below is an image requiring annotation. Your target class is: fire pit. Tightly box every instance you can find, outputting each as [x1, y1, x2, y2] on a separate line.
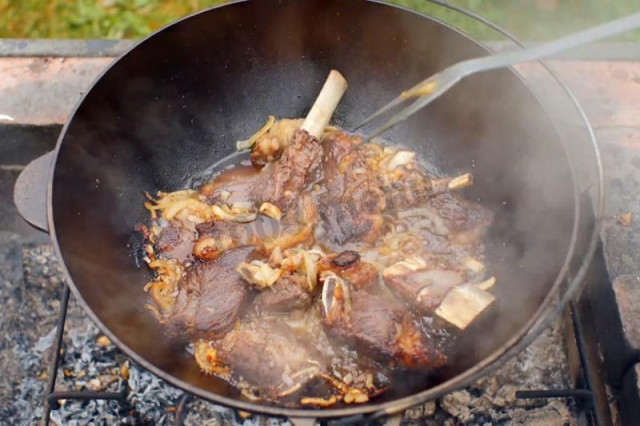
[1, 243, 577, 425]
[2, 3, 639, 425]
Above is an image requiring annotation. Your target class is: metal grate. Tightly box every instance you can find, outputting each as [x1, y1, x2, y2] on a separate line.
[515, 302, 603, 426]
[41, 284, 189, 426]
[42, 285, 604, 425]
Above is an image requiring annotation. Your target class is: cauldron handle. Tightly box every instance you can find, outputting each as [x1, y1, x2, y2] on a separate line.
[14, 151, 54, 232]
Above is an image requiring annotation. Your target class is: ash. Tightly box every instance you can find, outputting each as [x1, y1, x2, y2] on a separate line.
[0, 240, 575, 425]
[403, 320, 575, 426]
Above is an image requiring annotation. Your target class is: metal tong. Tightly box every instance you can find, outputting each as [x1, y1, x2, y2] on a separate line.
[355, 12, 640, 139]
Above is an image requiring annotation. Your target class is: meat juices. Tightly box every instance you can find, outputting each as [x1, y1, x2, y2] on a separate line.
[163, 246, 253, 340]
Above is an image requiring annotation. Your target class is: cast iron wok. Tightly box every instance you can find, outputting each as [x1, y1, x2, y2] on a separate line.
[15, 0, 592, 421]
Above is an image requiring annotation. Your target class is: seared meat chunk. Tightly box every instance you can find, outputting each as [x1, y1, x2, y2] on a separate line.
[163, 246, 253, 340]
[388, 171, 473, 210]
[262, 192, 319, 253]
[253, 275, 313, 313]
[192, 220, 249, 260]
[386, 167, 433, 210]
[196, 220, 247, 239]
[319, 250, 379, 289]
[322, 275, 445, 369]
[423, 192, 493, 245]
[193, 218, 282, 260]
[200, 166, 262, 205]
[155, 223, 196, 262]
[282, 192, 319, 227]
[251, 118, 304, 166]
[384, 267, 464, 314]
[215, 319, 321, 392]
[331, 250, 360, 267]
[319, 132, 386, 244]
[251, 129, 323, 214]
[358, 143, 474, 210]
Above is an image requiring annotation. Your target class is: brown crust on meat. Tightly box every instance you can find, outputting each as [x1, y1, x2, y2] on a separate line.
[163, 247, 253, 340]
[319, 132, 386, 244]
[253, 275, 312, 313]
[252, 129, 323, 214]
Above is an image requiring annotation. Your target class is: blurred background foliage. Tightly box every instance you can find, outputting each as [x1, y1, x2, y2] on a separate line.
[0, 0, 638, 40]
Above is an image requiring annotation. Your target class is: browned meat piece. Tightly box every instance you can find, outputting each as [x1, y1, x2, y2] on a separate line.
[196, 220, 246, 239]
[320, 201, 385, 246]
[250, 118, 304, 166]
[386, 168, 433, 210]
[251, 129, 323, 214]
[262, 192, 319, 253]
[331, 250, 360, 267]
[253, 275, 313, 313]
[319, 250, 379, 289]
[199, 166, 262, 205]
[155, 223, 196, 262]
[192, 218, 280, 260]
[386, 171, 473, 210]
[319, 132, 386, 244]
[282, 192, 319, 228]
[214, 319, 322, 391]
[193, 220, 248, 260]
[163, 246, 253, 340]
[384, 268, 465, 314]
[322, 276, 445, 369]
[423, 193, 493, 245]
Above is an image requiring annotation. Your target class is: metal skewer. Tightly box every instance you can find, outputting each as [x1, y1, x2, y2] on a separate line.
[355, 12, 640, 139]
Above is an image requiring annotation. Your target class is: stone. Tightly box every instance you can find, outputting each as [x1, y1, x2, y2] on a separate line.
[403, 405, 424, 421]
[611, 274, 640, 350]
[471, 395, 495, 410]
[402, 401, 436, 421]
[619, 364, 640, 426]
[440, 390, 471, 417]
[423, 401, 436, 416]
[598, 128, 640, 278]
[477, 376, 499, 397]
[0, 57, 112, 125]
[440, 390, 476, 422]
[494, 385, 517, 407]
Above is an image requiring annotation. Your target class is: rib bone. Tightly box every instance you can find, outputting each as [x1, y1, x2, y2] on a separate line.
[435, 285, 495, 330]
[431, 173, 474, 193]
[301, 70, 348, 138]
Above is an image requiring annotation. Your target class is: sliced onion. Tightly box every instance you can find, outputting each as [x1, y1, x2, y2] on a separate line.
[236, 115, 276, 152]
[397, 208, 432, 219]
[236, 139, 251, 151]
[387, 150, 415, 171]
[231, 213, 258, 223]
[302, 250, 318, 291]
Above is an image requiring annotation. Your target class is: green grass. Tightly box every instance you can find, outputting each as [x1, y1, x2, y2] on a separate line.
[1, 0, 638, 41]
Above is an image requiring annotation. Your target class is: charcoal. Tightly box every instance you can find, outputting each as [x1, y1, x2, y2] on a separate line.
[1, 240, 575, 425]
